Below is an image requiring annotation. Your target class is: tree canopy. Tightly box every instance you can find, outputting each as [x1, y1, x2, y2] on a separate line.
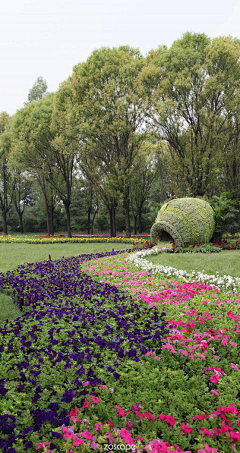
[0, 34, 240, 236]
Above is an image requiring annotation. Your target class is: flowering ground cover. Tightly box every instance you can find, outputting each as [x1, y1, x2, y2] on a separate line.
[0, 235, 147, 246]
[0, 247, 240, 452]
[0, 250, 168, 452]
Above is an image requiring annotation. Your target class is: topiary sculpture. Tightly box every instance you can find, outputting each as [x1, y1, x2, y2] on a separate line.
[150, 197, 215, 247]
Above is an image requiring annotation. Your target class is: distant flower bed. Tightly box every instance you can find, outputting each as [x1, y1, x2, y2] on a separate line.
[0, 235, 148, 246]
[214, 239, 240, 250]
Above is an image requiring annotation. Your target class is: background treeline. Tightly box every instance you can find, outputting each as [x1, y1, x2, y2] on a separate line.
[0, 32, 240, 237]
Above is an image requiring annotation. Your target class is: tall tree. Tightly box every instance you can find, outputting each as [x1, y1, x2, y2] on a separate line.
[12, 169, 33, 234]
[51, 79, 80, 237]
[145, 33, 240, 197]
[0, 113, 14, 234]
[26, 76, 48, 103]
[10, 96, 58, 235]
[130, 136, 162, 233]
[70, 46, 148, 237]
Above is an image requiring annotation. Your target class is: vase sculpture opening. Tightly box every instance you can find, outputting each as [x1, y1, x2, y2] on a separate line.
[150, 197, 215, 247]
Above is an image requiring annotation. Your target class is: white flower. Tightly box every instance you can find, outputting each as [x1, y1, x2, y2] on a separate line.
[127, 248, 240, 291]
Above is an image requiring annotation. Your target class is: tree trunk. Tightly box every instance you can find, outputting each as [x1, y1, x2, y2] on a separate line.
[19, 211, 24, 234]
[2, 209, 8, 235]
[138, 210, 143, 234]
[87, 208, 91, 235]
[91, 208, 98, 235]
[49, 205, 54, 236]
[46, 210, 50, 236]
[123, 186, 131, 238]
[109, 206, 116, 237]
[64, 201, 72, 238]
[134, 215, 137, 235]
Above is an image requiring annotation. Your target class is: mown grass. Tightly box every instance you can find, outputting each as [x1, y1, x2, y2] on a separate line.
[146, 249, 240, 277]
[0, 242, 132, 273]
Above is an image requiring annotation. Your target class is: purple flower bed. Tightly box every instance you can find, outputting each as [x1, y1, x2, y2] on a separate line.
[0, 250, 169, 452]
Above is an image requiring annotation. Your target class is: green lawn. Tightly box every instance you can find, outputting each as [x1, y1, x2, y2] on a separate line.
[0, 242, 132, 273]
[146, 249, 240, 277]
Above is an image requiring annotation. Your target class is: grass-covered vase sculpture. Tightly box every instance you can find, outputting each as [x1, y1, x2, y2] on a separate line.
[150, 197, 215, 247]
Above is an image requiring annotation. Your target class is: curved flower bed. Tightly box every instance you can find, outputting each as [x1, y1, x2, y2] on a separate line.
[0, 250, 168, 452]
[126, 248, 240, 291]
[0, 248, 240, 452]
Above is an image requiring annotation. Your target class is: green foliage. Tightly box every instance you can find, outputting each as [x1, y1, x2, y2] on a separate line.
[26, 76, 48, 103]
[209, 194, 239, 240]
[174, 243, 222, 253]
[150, 197, 215, 246]
[146, 33, 240, 198]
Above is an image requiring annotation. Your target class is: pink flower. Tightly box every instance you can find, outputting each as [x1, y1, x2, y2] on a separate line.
[229, 431, 240, 441]
[119, 428, 135, 445]
[210, 390, 219, 396]
[143, 412, 155, 422]
[126, 421, 133, 430]
[90, 440, 99, 450]
[70, 416, 81, 424]
[73, 438, 84, 446]
[136, 436, 145, 441]
[165, 415, 176, 426]
[83, 381, 90, 386]
[36, 442, 50, 450]
[218, 423, 232, 433]
[200, 445, 219, 453]
[69, 407, 79, 416]
[106, 420, 114, 429]
[91, 396, 100, 404]
[106, 430, 114, 443]
[200, 427, 213, 436]
[94, 422, 102, 432]
[191, 414, 206, 420]
[60, 427, 77, 440]
[145, 350, 153, 357]
[81, 401, 90, 409]
[115, 405, 125, 416]
[210, 375, 220, 383]
[231, 363, 239, 370]
[181, 422, 192, 435]
[99, 385, 108, 389]
[157, 414, 166, 421]
[81, 430, 92, 440]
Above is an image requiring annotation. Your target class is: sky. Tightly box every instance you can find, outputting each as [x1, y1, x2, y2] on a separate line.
[1, 0, 240, 115]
